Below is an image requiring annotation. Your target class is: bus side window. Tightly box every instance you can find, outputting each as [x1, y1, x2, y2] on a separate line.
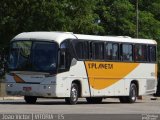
[72, 40, 89, 60]
[59, 50, 66, 69]
[104, 43, 119, 61]
[148, 46, 156, 62]
[112, 43, 119, 60]
[105, 43, 112, 60]
[59, 40, 72, 71]
[83, 41, 89, 59]
[92, 42, 104, 60]
[135, 44, 147, 62]
[75, 42, 83, 59]
[122, 44, 133, 62]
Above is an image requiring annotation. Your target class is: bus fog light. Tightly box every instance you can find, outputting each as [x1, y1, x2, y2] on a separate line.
[48, 86, 51, 89]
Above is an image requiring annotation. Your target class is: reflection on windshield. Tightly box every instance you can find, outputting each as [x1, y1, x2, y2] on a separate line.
[9, 41, 31, 70]
[8, 41, 58, 73]
[32, 42, 57, 72]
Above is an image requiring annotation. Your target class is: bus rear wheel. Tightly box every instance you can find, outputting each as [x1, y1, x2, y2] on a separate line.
[24, 96, 37, 104]
[86, 97, 103, 104]
[119, 83, 137, 103]
[65, 83, 79, 105]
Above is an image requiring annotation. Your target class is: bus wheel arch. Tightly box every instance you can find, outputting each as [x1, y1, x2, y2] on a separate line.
[119, 80, 139, 103]
[65, 80, 82, 105]
[131, 80, 139, 97]
[72, 80, 82, 97]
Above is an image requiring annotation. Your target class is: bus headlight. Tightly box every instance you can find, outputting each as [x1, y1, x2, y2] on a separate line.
[43, 86, 51, 89]
[7, 84, 13, 87]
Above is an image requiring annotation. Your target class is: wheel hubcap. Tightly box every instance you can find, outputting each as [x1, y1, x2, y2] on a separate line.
[71, 87, 77, 101]
[131, 87, 136, 101]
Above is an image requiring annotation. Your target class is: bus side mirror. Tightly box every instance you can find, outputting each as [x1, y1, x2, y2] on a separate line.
[59, 49, 66, 70]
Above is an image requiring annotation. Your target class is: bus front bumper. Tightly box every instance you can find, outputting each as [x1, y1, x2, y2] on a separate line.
[6, 83, 57, 97]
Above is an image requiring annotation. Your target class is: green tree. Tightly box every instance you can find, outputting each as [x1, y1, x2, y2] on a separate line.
[0, 0, 104, 48]
[96, 0, 136, 36]
[138, 11, 160, 40]
[0, 0, 160, 60]
[62, 0, 104, 34]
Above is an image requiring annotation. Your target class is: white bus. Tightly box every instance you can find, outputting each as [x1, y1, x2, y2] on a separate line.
[6, 32, 157, 104]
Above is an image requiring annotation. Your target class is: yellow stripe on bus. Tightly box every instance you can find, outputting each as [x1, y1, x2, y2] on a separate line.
[155, 64, 158, 80]
[85, 61, 139, 90]
[13, 74, 25, 83]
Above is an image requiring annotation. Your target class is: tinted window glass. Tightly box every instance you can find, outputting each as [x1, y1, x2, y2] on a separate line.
[83, 42, 89, 59]
[92, 42, 104, 60]
[73, 40, 89, 60]
[8, 41, 58, 73]
[122, 44, 133, 61]
[113, 44, 119, 60]
[60, 40, 72, 70]
[75, 42, 83, 59]
[32, 42, 58, 72]
[105, 43, 119, 60]
[105, 43, 112, 60]
[135, 44, 147, 61]
[148, 46, 156, 62]
[8, 41, 32, 70]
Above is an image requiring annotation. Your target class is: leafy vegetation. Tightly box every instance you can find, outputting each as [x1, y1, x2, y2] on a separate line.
[0, 0, 160, 59]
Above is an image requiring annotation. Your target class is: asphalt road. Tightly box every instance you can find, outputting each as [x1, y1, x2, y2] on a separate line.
[0, 97, 159, 120]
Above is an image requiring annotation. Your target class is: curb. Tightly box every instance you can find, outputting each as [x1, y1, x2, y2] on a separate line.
[139, 96, 160, 101]
[0, 96, 160, 101]
[0, 96, 24, 100]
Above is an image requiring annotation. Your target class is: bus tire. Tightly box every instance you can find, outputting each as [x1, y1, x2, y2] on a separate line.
[119, 83, 137, 103]
[86, 97, 103, 104]
[24, 96, 37, 104]
[65, 83, 79, 105]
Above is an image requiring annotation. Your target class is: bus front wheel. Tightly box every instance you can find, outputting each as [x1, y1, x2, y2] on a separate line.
[24, 96, 37, 104]
[65, 83, 79, 105]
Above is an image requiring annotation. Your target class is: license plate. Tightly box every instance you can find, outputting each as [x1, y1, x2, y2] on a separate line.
[23, 87, 32, 91]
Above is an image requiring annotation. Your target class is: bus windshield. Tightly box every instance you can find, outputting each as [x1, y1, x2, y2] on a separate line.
[8, 41, 58, 73]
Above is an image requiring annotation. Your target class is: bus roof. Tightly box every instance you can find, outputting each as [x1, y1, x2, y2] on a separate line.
[12, 32, 157, 45]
